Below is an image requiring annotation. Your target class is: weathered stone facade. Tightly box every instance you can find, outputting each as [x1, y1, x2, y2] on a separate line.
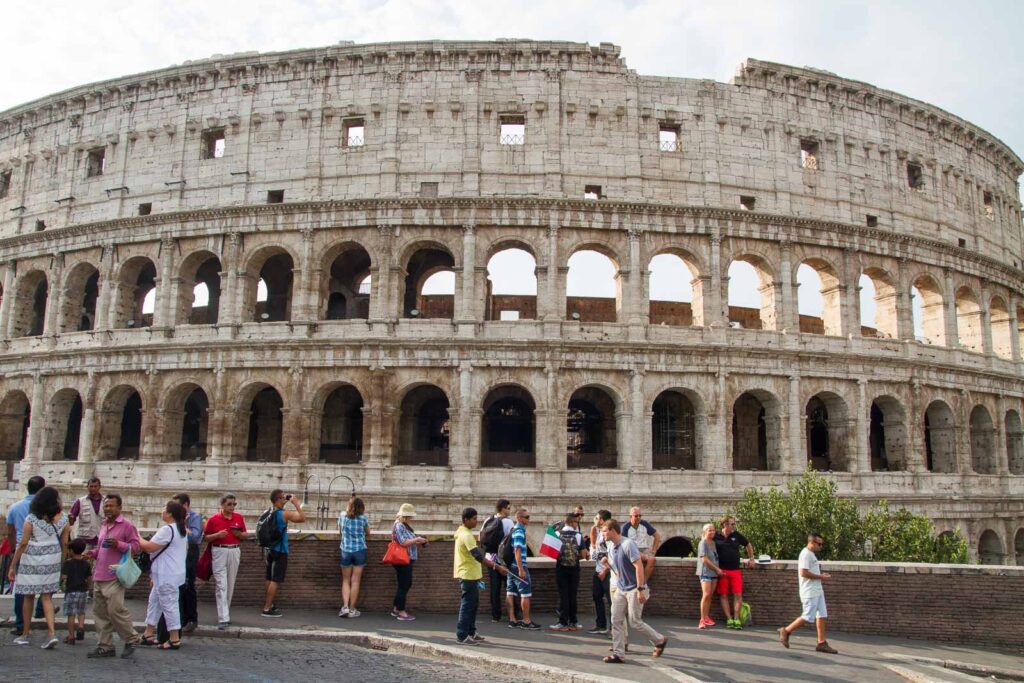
[0, 40, 1021, 562]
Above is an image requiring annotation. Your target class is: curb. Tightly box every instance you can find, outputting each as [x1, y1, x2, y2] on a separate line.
[882, 652, 1024, 682]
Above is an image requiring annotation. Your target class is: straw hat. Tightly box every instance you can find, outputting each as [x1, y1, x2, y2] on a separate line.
[396, 503, 416, 518]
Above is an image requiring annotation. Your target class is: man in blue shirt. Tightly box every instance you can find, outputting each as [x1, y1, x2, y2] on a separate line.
[505, 508, 541, 630]
[261, 489, 305, 618]
[5, 476, 45, 634]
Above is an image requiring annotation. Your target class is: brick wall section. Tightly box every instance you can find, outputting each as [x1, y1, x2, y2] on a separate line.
[125, 533, 1024, 649]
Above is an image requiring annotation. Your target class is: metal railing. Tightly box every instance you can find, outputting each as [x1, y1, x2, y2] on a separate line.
[499, 134, 525, 146]
[659, 140, 679, 152]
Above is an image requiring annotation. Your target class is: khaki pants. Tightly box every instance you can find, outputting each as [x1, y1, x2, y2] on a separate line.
[212, 546, 241, 623]
[93, 580, 140, 649]
[610, 587, 663, 659]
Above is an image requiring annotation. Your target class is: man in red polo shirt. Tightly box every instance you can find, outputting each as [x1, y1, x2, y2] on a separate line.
[203, 494, 247, 629]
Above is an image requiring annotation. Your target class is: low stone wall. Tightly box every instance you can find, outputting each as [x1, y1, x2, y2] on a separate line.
[123, 532, 1024, 651]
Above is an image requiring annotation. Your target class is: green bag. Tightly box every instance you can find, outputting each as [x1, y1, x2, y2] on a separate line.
[739, 601, 752, 626]
[115, 551, 142, 589]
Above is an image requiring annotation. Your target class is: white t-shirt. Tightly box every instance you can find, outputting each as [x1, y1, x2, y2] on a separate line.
[150, 524, 187, 587]
[500, 517, 514, 536]
[798, 547, 823, 600]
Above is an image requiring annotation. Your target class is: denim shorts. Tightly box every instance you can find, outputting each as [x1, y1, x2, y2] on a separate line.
[506, 566, 532, 598]
[699, 575, 718, 583]
[340, 549, 368, 567]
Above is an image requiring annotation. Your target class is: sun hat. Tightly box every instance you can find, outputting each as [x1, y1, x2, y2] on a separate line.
[396, 503, 417, 518]
[756, 554, 773, 565]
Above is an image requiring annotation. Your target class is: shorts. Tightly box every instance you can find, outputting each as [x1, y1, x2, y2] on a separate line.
[265, 550, 288, 583]
[63, 591, 88, 617]
[800, 594, 828, 622]
[639, 548, 655, 559]
[506, 565, 532, 598]
[716, 569, 743, 595]
[340, 549, 367, 567]
[699, 575, 718, 583]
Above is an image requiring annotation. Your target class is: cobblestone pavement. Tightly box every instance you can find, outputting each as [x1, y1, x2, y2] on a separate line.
[0, 635, 516, 683]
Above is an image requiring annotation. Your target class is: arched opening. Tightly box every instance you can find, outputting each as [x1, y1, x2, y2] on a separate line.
[319, 385, 364, 464]
[485, 247, 537, 321]
[566, 249, 619, 323]
[648, 252, 700, 326]
[805, 392, 851, 471]
[180, 388, 209, 460]
[1015, 528, 1024, 566]
[251, 252, 294, 323]
[113, 258, 156, 329]
[118, 392, 142, 459]
[61, 263, 100, 332]
[924, 400, 957, 473]
[652, 390, 696, 469]
[732, 390, 782, 470]
[12, 270, 49, 337]
[402, 247, 455, 319]
[656, 536, 694, 558]
[955, 287, 984, 353]
[395, 385, 450, 466]
[969, 405, 996, 474]
[978, 529, 1004, 565]
[246, 387, 283, 462]
[567, 386, 618, 469]
[797, 259, 842, 335]
[97, 387, 143, 460]
[728, 257, 776, 330]
[323, 246, 371, 320]
[481, 385, 536, 468]
[870, 396, 908, 471]
[44, 389, 83, 461]
[0, 391, 30, 462]
[989, 296, 1012, 360]
[178, 254, 222, 325]
[859, 268, 898, 339]
[1006, 410, 1023, 475]
[911, 275, 945, 345]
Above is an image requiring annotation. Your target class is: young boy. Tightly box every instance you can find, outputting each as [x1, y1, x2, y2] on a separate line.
[62, 538, 92, 644]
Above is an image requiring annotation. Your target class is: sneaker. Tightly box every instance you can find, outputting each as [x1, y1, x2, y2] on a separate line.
[704, 617, 716, 626]
[121, 642, 136, 658]
[217, 622, 230, 631]
[491, 616, 503, 623]
[348, 609, 361, 618]
[182, 621, 197, 634]
[396, 613, 416, 622]
[726, 619, 738, 629]
[9, 626, 21, 635]
[456, 635, 479, 645]
[391, 608, 400, 617]
[815, 641, 838, 654]
[588, 626, 609, 635]
[548, 623, 570, 632]
[469, 634, 486, 643]
[520, 621, 542, 630]
[507, 620, 522, 629]
[778, 627, 790, 649]
[87, 646, 116, 658]
[734, 621, 744, 630]
[698, 620, 707, 630]
[261, 608, 283, 618]
[569, 623, 582, 631]
[338, 607, 350, 618]
[13, 636, 30, 645]
[42, 637, 59, 650]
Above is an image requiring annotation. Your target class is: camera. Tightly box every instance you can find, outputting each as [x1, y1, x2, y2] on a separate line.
[285, 494, 292, 501]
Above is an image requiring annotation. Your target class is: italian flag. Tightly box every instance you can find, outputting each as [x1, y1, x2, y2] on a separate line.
[539, 525, 563, 559]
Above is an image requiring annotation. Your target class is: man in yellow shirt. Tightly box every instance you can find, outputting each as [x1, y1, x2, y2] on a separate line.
[454, 507, 507, 645]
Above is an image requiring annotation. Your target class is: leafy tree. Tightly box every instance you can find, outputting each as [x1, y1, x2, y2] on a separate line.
[860, 502, 969, 563]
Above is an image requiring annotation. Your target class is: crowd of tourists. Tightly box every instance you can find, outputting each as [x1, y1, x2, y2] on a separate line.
[3, 475, 838, 663]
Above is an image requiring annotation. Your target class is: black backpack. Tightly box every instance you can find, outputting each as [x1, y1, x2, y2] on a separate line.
[557, 527, 581, 567]
[479, 515, 505, 553]
[497, 528, 517, 566]
[255, 508, 283, 548]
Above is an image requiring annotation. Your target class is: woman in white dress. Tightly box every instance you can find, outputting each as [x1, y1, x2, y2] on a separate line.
[138, 500, 188, 650]
[8, 486, 69, 649]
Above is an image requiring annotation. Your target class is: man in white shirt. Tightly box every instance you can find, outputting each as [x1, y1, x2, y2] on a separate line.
[778, 532, 838, 654]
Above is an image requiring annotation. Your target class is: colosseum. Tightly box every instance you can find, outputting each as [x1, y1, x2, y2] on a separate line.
[0, 40, 1021, 562]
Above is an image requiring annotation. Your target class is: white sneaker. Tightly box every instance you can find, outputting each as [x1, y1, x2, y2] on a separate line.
[348, 609, 361, 618]
[338, 607, 350, 618]
[42, 637, 59, 650]
[13, 636, 29, 645]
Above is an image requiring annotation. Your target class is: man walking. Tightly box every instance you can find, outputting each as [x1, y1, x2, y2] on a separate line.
[67, 477, 104, 549]
[204, 493, 247, 629]
[479, 499, 521, 623]
[715, 515, 755, 629]
[779, 532, 838, 654]
[588, 509, 612, 635]
[173, 493, 202, 633]
[622, 507, 661, 580]
[86, 494, 142, 658]
[5, 476, 45, 634]
[506, 507, 541, 630]
[453, 507, 508, 645]
[601, 519, 667, 664]
[260, 489, 304, 618]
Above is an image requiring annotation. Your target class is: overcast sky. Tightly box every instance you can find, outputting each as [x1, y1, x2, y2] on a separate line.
[2, 0, 1018, 328]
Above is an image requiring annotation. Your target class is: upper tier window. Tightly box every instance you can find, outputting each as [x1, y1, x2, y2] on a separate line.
[500, 116, 525, 145]
[659, 124, 680, 152]
[0, 170, 10, 198]
[86, 148, 106, 178]
[800, 139, 820, 170]
[202, 128, 226, 159]
[344, 118, 365, 148]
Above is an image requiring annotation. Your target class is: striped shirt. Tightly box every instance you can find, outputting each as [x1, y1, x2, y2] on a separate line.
[511, 522, 528, 568]
[339, 514, 369, 552]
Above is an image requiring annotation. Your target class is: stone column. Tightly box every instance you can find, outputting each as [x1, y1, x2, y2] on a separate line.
[540, 224, 560, 321]
[1008, 297, 1022, 363]
[707, 234, 726, 326]
[538, 365, 561, 469]
[138, 409, 161, 462]
[943, 268, 959, 348]
[155, 237, 176, 328]
[293, 227, 316, 323]
[451, 362, 475, 468]
[896, 258, 915, 341]
[629, 369, 647, 470]
[906, 379, 925, 473]
[76, 374, 98, 463]
[22, 375, 46, 465]
[624, 228, 645, 328]
[455, 225, 477, 325]
[853, 379, 869, 474]
[0, 260, 16, 339]
[995, 394, 1010, 474]
[980, 283, 994, 357]
[44, 253, 64, 341]
[713, 371, 730, 471]
[787, 374, 803, 471]
[369, 225, 395, 322]
[779, 243, 797, 332]
[219, 232, 241, 326]
[841, 249, 859, 337]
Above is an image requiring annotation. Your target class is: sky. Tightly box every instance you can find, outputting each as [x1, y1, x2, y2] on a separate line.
[2, 0, 1019, 330]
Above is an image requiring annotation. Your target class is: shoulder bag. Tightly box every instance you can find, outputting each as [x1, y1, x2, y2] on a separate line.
[382, 526, 410, 566]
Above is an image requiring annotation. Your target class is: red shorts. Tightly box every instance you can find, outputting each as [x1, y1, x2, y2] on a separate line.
[716, 569, 743, 595]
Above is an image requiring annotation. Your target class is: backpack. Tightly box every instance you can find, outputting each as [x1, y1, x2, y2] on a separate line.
[497, 528, 517, 566]
[479, 515, 505, 553]
[255, 508, 283, 548]
[557, 527, 581, 567]
[739, 601, 752, 626]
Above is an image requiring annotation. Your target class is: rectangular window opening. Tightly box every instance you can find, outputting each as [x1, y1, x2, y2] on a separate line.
[343, 118, 365, 147]
[138, 203, 152, 216]
[267, 190, 284, 204]
[499, 310, 520, 321]
[740, 195, 756, 211]
[907, 162, 924, 190]
[34, 220, 46, 232]
[658, 124, 680, 152]
[983, 191, 994, 220]
[799, 139, 820, 170]
[86, 148, 106, 177]
[419, 182, 438, 198]
[499, 115, 525, 145]
[201, 128, 226, 159]
[0, 170, 11, 198]
[584, 185, 603, 200]
[866, 214, 878, 227]
[958, 238, 967, 248]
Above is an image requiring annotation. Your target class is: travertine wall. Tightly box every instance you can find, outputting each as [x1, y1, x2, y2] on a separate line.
[0, 40, 1022, 562]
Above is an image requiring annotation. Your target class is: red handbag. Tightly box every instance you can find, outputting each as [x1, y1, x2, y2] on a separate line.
[196, 544, 213, 580]
[382, 528, 411, 566]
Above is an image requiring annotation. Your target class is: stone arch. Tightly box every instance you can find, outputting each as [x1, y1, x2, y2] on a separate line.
[481, 384, 536, 468]
[1006, 410, 1023, 475]
[727, 254, 777, 331]
[656, 536, 694, 558]
[43, 388, 83, 461]
[796, 257, 843, 336]
[567, 385, 619, 469]
[97, 384, 144, 460]
[315, 382, 364, 464]
[60, 261, 100, 333]
[651, 389, 698, 470]
[321, 242, 371, 321]
[485, 242, 537, 321]
[1015, 527, 1024, 566]
[955, 286, 984, 353]
[859, 266, 898, 339]
[177, 250, 222, 326]
[163, 382, 211, 461]
[870, 395, 908, 471]
[805, 391, 852, 471]
[11, 269, 48, 337]
[924, 400, 957, 473]
[732, 389, 783, 470]
[910, 273, 945, 345]
[969, 404, 996, 474]
[0, 390, 30, 461]
[989, 295, 1012, 360]
[566, 245, 621, 323]
[243, 246, 295, 323]
[401, 244, 456, 319]
[236, 383, 284, 462]
[648, 248, 701, 326]
[395, 384, 450, 466]
[978, 529, 1004, 565]
[113, 256, 157, 329]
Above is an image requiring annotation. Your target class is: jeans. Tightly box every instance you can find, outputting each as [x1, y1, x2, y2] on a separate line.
[555, 565, 580, 625]
[592, 571, 611, 628]
[456, 579, 479, 639]
[393, 563, 414, 611]
[488, 565, 521, 620]
[610, 587, 663, 659]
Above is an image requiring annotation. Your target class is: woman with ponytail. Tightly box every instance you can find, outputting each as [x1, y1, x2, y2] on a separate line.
[138, 501, 188, 649]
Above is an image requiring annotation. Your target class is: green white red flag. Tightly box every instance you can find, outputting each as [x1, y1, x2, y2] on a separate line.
[539, 525, 562, 559]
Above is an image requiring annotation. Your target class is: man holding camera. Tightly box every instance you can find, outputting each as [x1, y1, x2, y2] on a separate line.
[260, 489, 305, 618]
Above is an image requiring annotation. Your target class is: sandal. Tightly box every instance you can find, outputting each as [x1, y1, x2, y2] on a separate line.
[603, 655, 625, 664]
[653, 639, 668, 658]
[139, 635, 159, 647]
[158, 640, 181, 650]
[63, 635, 76, 645]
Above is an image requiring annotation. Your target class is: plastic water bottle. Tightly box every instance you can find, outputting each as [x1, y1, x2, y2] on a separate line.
[477, 580, 486, 591]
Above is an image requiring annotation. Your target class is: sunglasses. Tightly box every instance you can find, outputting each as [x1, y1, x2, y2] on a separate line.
[224, 503, 237, 507]
[522, 515, 530, 520]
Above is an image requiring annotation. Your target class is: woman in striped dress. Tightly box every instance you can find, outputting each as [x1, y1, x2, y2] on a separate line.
[7, 486, 69, 649]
